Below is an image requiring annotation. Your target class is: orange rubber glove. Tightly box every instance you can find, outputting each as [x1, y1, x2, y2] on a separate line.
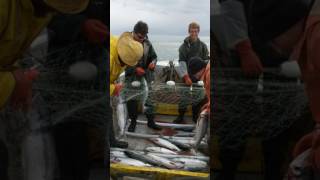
[10, 69, 39, 111]
[293, 123, 320, 171]
[135, 67, 145, 76]
[183, 74, 192, 86]
[235, 39, 263, 76]
[113, 83, 123, 97]
[82, 19, 109, 44]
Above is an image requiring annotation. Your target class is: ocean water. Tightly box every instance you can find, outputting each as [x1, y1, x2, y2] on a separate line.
[147, 35, 210, 62]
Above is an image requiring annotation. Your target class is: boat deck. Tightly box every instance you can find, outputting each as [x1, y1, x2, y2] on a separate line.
[111, 112, 211, 180]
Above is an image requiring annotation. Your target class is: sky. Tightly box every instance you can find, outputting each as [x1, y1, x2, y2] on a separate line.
[110, 0, 210, 36]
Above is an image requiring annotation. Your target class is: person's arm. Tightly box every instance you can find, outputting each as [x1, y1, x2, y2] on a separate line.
[177, 44, 192, 85]
[109, 54, 115, 96]
[199, 63, 210, 114]
[291, 22, 320, 173]
[110, 83, 115, 96]
[179, 44, 188, 64]
[148, 43, 157, 65]
[147, 43, 157, 70]
[49, 13, 108, 45]
[203, 64, 211, 114]
[110, 79, 115, 96]
[202, 43, 210, 60]
[109, 55, 123, 96]
[0, 3, 39, 111]
[48, 14, 87, 45]
[177, 45, 189, 78]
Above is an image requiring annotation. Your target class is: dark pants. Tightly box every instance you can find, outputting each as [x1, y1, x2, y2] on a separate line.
[53, 122, 90, 180]
[127, 99, 154, 121]
[125, 75, 154, 120]
[178, 95, 207, 122]
[127, 100, 139, 121]
[177, 81, 207, 122]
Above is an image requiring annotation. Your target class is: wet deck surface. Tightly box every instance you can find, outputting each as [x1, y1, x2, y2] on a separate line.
[123, 114, 194, 151]
[111, 113, 210, 177]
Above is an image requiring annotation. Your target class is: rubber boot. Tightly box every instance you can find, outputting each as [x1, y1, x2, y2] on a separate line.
[146, 114, 162, 130]
[110, 140, 129, 149]
[192, 105, 200, 123]
[173, 109, 186, 124]
[128, 119, 137, 132]
[109, 120, 128, 148]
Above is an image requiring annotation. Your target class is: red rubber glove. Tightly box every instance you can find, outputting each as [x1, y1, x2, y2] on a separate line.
[135, 67, 145, 76]
[293, 123, 320, 171]
[183, 74, 192, 86]
[235, 39, 263, 76]
[113, 83, 123, 97]
[148, 62, 156, 71]
[10, 69, 39, 111]
[82, 19, 109, 44]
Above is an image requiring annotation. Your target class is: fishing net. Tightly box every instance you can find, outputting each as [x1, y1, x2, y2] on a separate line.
[119, 61, 207, 106]
[213, 67, 308, 148]
[120, 81, 205, 105]
[23, 42, 108, 128]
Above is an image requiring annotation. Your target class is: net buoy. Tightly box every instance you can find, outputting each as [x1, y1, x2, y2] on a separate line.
[280, 61, 300, 78]
[69, 61, 97, 80]
[197, 81, 204, 86]
[166, 81, 175, 86]
[131, 81, 141, 87]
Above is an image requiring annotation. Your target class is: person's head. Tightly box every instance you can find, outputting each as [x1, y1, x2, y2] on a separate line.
[188, 57, 207, 80]
[31, 0, 90, 17]
[133, 21, 149, 43]
[188, 22, 200, 42]
[117, 32, 143, 67]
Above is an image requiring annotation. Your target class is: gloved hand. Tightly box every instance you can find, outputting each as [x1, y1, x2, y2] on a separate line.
[235, 39, 263, 76]
[183, 74, 192, 86]
[293, 123, 320, 171]
[113, 83, 123, 97]
[82, 19, 109, 44]
[201, 102, 210, 115]
[10, 69, 39, 111]
[148, 62, 156, 71]
[135, 67, 145, 76]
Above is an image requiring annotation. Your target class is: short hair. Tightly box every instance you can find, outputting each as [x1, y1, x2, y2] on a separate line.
[188, 22, 200, 32]
[133, 21, 149, 35]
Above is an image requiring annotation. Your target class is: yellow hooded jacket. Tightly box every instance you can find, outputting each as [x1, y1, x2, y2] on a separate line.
[110, 35, 127, 96]
[0, 0, 53, 109]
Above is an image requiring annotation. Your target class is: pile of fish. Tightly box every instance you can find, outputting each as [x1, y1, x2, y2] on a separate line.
[111, 148, 208, 171]
[113, 92, 210, 172]
[110, 136, 209, 171]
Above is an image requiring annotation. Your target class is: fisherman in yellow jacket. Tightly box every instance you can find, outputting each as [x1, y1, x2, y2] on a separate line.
[0, 0, 90, 179]
[109, 32, 143, 148]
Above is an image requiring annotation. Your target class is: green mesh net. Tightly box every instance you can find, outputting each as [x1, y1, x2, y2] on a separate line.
[23, 42, 108, 127]
[119, 60, 207, 106]
[213, 67, 308, 149]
